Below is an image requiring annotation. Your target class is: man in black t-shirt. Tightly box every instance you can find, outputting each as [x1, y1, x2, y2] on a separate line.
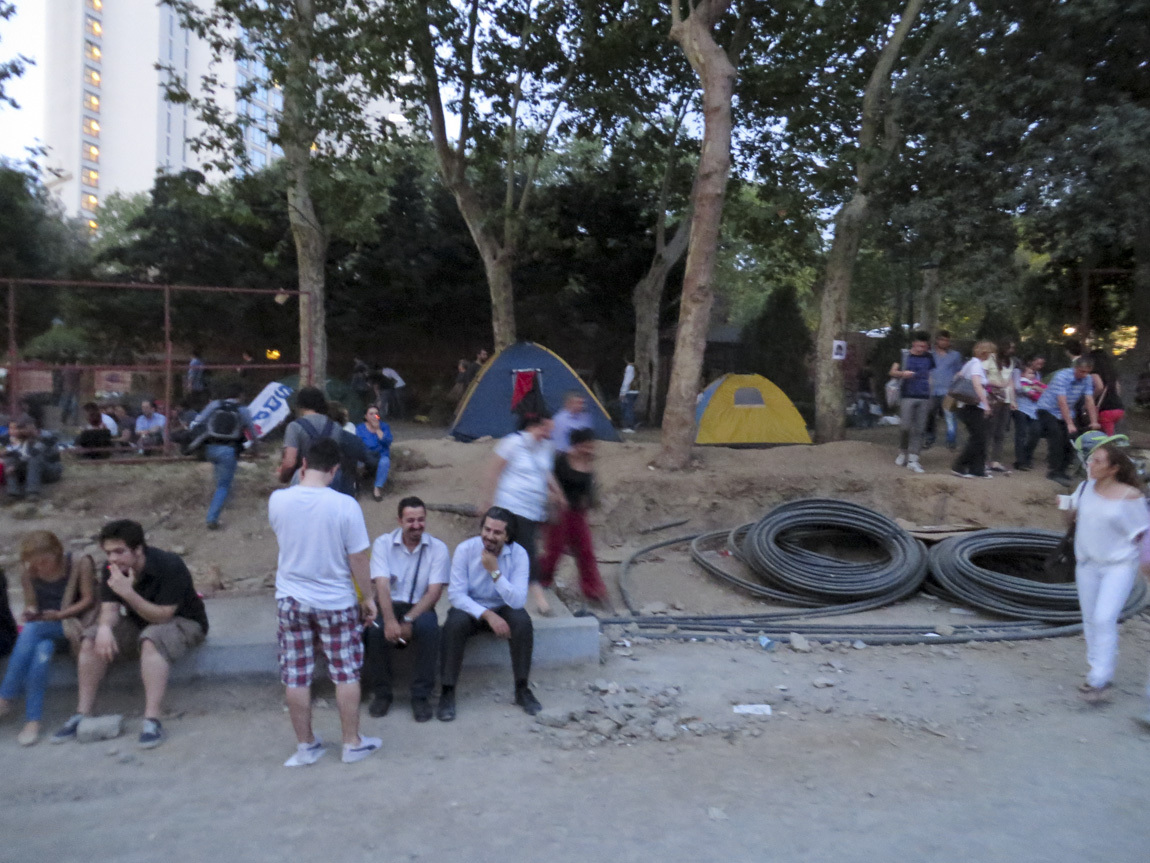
[51, 520, 208, 749]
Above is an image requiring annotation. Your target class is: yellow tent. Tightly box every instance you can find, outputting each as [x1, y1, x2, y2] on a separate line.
[694, 373, 811, 445]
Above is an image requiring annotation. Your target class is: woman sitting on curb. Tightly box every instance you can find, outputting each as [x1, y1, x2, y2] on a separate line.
[0, 531, 95, 746]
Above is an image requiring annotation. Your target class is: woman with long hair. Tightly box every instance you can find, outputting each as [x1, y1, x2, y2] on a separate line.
[1066, 442, 1149, 705]
[355, 405, 394, 502]
[951, 341, 995, 479]
[0, 532, 95, 746]
[1088, 348, 1125, 436]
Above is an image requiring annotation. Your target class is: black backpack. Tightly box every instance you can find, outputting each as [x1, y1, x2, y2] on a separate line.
[205, 401, 245, 442]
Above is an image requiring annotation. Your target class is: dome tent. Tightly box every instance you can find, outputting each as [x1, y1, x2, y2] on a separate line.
[694, 373, 811, 446]
[450, 342, 620, 443]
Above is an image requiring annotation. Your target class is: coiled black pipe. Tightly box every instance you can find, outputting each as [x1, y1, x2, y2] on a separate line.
[928, 529, 1149, 622]
[740, 498, 929, 603]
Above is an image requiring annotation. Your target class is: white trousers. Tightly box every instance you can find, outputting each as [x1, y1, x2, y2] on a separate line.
[1075, 559, 1139, 688]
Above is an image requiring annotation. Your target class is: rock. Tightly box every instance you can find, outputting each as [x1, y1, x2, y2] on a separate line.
[852, 640, 867, 650]
[77, 715, 124, 743]
[811, 677, 836, 689]
[653, 718, 678, 741]
[536, 709, 574, 729]
[789, 633, 812, 653]
[935, 623, 956, 637]
[591, 718, 619, 737]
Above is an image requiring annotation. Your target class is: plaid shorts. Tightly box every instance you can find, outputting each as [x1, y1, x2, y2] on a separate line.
[276, 597, 363, 688]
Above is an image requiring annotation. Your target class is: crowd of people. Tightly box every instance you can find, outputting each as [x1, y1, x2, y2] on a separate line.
[887, 333, 1126, 486]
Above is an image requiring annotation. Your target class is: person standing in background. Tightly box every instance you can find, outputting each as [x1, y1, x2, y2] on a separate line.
[1088, 348, 1125, 436]
[1012, 354, 1046, 471]
[619, 359, 639, 433]
[925, 330, 964, 450]
[889, 332, 935, 474]
[983, 339, 1017, 474]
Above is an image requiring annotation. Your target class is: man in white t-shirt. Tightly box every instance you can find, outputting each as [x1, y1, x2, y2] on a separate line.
[364, 496, 449, 723]
[268, 437, 381, 767]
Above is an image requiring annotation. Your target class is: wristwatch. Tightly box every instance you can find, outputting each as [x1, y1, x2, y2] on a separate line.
[490, 569, 502, 582]
[402, 615, 414, 624]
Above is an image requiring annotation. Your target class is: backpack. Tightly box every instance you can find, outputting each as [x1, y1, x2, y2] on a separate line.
[205, 401, 245, 442]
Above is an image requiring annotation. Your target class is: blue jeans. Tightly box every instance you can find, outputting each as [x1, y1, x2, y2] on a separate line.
[621, 392, 638, 429]
[205, 444, 238, 524]
[0, 620, 64, 721]
[371, 454, 390, 489]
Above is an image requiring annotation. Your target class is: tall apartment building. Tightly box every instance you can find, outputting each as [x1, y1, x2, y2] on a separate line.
[42, 0, 280, 224]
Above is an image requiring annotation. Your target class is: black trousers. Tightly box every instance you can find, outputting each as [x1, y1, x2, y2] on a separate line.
[361, 602, 439, 699]
[511, 514, 544, 582]
[1038, 409, 1072, 475]
[439, 606, 533, 688]
[952, 405, 988, 476]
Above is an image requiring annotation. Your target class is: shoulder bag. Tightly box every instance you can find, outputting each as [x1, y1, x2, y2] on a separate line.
[947, 373, 981, 406]
[59, 553, 100, 657]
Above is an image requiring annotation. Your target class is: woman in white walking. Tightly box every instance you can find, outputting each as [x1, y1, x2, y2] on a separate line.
[1066, 442, 1149, 708]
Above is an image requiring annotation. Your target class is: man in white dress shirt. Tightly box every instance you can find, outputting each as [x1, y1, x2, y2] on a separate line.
[364, 496, 449, 723]
[437, 507, 542, 721]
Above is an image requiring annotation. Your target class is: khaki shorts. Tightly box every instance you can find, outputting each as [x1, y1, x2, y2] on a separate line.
[83, 616, 205, 665]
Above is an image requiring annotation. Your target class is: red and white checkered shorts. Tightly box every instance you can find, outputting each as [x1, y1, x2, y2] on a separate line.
[276, 597, 363, 688]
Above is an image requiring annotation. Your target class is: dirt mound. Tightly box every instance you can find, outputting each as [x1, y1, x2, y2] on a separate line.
[0, 434, 1065, 608]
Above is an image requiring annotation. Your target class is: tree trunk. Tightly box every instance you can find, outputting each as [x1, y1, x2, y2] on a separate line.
[283, 0, 326, 387]
[655, 1, 736, 469]
[633, 215, 691, 422]
[482, 251, 517, 352]
[811, 0, 927, 444]
[919, 263, 941, 336]
[813, 193, 869, 443]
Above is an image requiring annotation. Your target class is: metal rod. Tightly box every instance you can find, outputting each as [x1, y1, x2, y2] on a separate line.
[1, 362, 301, 373]
[164, 285, 172, 454]
[0, 277, 304, 296]
[7, 280, 16, 418]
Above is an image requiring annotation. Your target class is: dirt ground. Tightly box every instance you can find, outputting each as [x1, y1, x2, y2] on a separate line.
[3, 423, 1150, 860]
[3, 630, 1150, 862]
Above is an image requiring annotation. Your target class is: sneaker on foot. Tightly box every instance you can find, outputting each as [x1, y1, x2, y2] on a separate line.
[622, 428, 636, 434]
[138, 718, 164, 749]
[894, 453, 907, 467]
[907, 457, 925, 474]
[342, 735, 382, 763]
[284, 737, 326, 767]
[17, 722, 40, 747]
[51, 713, 84, 744]
[515, 686, 542, 716]
[437, 690, 456, 722]
[206, 520, 220, 531]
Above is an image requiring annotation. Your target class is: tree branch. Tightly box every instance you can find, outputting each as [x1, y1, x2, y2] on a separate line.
[413, 9, 458, 186]
[503, 4, 534, 245]
[455, 0, 482, 170]
[515, 49, 579, 221]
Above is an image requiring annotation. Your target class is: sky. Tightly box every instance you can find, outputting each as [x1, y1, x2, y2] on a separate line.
[0, 3, 46, 162]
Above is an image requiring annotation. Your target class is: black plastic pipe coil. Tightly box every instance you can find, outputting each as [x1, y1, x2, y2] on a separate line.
[927, 529, 1149, 623]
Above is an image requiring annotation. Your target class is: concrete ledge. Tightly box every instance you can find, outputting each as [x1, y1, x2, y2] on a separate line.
[8, 594, 600, 689]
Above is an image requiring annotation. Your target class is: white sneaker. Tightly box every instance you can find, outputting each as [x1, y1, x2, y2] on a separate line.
[907, 457, 925, 474]
[342, 735, 382, 764]
[622, 428, 636, 434]
[895, 453, 907, 467]
[284, 737, 326, 767]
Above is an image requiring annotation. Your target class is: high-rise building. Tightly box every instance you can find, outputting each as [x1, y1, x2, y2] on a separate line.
[41, 0, 277, 225]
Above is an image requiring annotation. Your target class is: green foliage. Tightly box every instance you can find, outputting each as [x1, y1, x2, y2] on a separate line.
[0, 1, 30, 110]
[739, 284, 814, 412]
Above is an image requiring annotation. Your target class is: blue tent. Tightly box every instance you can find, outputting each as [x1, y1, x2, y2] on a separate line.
[450, 342, 621, 442]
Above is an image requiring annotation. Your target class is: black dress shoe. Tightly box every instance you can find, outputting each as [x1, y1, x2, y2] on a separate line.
[515, 686, 542, 716]
[412, 697, 433, 723]
[436, 691, 456, 722]
[368, 693, 392, 718]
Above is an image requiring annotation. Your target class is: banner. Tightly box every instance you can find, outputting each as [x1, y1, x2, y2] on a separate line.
[247, 381, 294, 438]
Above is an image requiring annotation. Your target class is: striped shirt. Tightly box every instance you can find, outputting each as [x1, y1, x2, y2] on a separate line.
[1036, 368, 1094, 416]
